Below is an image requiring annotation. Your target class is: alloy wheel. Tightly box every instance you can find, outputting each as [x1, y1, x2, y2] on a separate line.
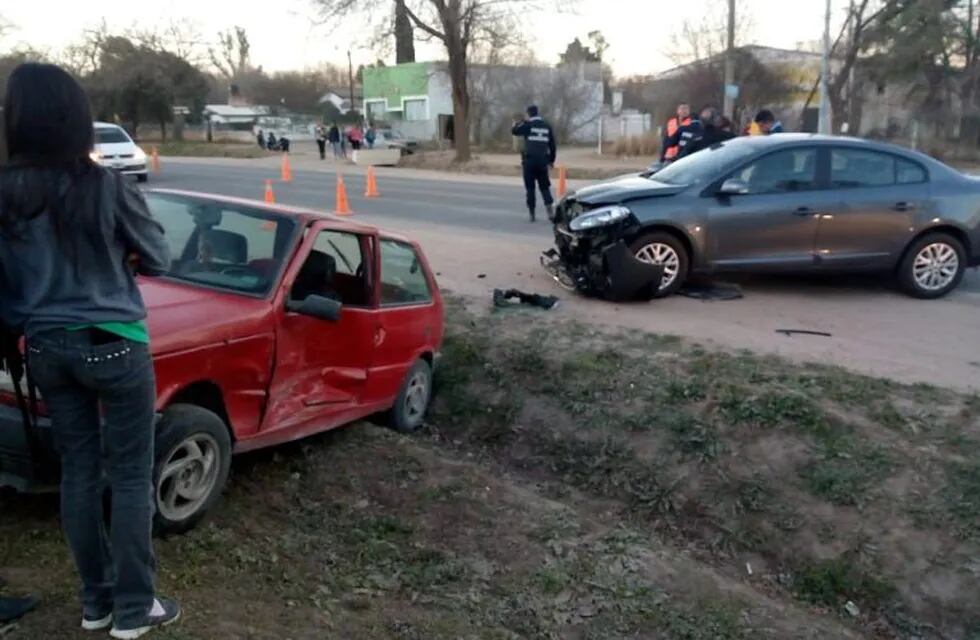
[156, 433, 221, 523]
[913, 242, 959, 292]
[635, 242, 681, 291]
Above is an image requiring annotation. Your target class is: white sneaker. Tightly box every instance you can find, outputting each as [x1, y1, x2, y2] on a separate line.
[109, 597, 180, 639]
[81, 612, 112, 631]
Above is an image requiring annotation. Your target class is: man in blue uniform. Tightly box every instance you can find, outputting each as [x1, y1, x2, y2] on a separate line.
[512, 105, 557, 222]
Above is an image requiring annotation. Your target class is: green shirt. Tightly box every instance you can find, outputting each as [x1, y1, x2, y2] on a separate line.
[67, 320, 150, 344]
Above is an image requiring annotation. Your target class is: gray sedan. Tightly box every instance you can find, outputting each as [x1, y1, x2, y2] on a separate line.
[548, 134, 980, 299]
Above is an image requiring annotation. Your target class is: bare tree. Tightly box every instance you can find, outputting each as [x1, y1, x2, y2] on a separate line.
[312, 0, 575, 162]
[667, 11, 754, 65]
[209, 26, 252, 81]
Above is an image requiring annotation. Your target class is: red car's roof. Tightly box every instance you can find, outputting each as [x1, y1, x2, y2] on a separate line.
[147, 188, 416, 243]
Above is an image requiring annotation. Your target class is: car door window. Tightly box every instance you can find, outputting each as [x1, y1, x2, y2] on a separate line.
[380, 240, 432, 306]
[731, 148, 818, 194]
[831, 148, 897, 188]
[291, 230, 371, 306]
[897, 158, 927, 184]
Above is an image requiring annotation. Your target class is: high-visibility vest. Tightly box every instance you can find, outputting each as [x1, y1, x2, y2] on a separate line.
[664, 116, 691, 160]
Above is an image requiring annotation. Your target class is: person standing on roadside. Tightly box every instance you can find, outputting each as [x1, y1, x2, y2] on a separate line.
[511, 104, 557, 223]
[315, 125, 327, 160]
[328, 122, 342, 159]
[0, 63, 179, 640]
[255, 128, 264, 149]
[751, 109, 783, 135]
[660, 102, 692, 164]
[678, 107, 736, 158]
[662, 106, 703, 161]
[365, 124, 376, 149]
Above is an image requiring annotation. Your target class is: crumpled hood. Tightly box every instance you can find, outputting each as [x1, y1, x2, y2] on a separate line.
[140, 278, 270, 355]
[571, 176, 686, 205]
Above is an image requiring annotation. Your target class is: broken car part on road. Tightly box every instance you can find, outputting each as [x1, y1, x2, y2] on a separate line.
[493, 288, 560, 310]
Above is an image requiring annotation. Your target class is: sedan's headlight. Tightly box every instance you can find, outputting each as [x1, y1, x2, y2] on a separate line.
[133, 148, 146, 161]
[89, 151, 103, 162]
[569, 205, 632, 231]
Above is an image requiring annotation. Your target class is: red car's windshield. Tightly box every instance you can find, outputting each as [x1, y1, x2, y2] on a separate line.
[145, 193, 298, 296]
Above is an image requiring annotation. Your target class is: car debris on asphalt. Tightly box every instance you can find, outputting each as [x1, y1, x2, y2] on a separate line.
[493, 288, 560, 310]
[678, 280, 744, 301]
[776, 329, 833, 338]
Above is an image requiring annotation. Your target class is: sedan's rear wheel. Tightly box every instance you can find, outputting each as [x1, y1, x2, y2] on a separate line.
[630, 232, 689, 298]
[898, 233, 966, 299]
[153, 404, 232, 535]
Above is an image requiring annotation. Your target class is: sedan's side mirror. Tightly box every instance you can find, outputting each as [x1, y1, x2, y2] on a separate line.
[286, 294, 342, 322]
[718, 178, 750, 196]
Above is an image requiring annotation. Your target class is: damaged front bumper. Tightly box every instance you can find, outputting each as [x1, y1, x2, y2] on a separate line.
[541, 209, 663, 301]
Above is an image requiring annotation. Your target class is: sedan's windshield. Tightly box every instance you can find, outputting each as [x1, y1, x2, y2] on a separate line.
[145, 193, 298, 295]
[95, 127, 131, 144]
[652, 139, 758, 186]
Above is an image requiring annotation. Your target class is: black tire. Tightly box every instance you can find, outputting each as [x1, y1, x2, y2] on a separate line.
[897, 232, 966, 299]
[136, 174, 148, 183]
[153, 404, 232, 535]
[388, 359, 433, 433]
[629, 231, 690, 298]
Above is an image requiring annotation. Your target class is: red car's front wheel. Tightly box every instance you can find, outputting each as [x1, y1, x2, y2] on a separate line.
[153, 404, 232, 535]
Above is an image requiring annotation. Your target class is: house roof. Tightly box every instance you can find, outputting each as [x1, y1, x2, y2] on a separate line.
[653, 45, 825, 80]
[203, 104, 270, 118]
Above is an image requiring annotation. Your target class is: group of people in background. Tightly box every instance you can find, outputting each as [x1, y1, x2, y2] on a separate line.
[255, 129, 290, 153]
[659, 103, 784, 164]
[255, 123, 378, 160]
[313, 123, 377, 160]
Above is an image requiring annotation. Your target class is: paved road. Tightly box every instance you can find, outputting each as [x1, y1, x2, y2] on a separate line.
[149, 158, 980, 390]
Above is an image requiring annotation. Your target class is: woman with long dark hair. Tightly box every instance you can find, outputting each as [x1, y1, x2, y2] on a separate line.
[0, 63, 178, 638]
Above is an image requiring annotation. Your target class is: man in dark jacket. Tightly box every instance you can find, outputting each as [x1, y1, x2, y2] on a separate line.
[511, 105, 557, 222]
[661, 109, 703, 162]
[679, 107, 736, 158]
[660, 102, 691, 163]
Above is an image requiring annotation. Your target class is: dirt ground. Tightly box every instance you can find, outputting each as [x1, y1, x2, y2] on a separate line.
[2, 300, 978, 640]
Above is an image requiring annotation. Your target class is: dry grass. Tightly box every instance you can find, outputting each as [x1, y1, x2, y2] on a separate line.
[611, 134, 662, 158]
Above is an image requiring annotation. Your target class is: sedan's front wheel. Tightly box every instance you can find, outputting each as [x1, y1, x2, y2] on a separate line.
[898, 233, 966, 299]
[630, 232, 689, 298]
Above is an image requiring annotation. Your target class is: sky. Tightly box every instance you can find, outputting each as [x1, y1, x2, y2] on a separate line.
[2, 0, 849, 78]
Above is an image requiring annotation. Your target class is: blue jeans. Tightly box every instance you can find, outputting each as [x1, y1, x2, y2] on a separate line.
[27, 329, 157, 629]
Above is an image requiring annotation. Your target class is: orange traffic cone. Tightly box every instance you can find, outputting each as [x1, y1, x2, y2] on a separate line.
[556, 165, 568, 198]
[264, 179, 275, 204]
[364, 166, 380, 198]
[151, 146, 160, 173]
[280, 153, 293, 182]
[335, 174, 352, 216]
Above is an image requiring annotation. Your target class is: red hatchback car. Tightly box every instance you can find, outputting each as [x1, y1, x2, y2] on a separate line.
[0, 190, 444, 533]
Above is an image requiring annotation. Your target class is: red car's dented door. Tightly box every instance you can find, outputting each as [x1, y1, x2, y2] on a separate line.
[261, 222, 379, 434]
[363, 237, 444, 405]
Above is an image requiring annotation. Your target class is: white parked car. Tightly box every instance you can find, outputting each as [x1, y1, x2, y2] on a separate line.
[91, 122, 149, 182]
[374, 128, 420, 155]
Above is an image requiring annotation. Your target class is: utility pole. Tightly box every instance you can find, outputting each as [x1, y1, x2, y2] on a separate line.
[818, 0, 833, 134]
[347, 49, 356, 118]
[723, 0, 736, 120]
[597, 52, 604, 155]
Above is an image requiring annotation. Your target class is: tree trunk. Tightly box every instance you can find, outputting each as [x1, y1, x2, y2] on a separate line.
[159, 120, 167, 143]
[394, 0, 416, 64]
[447, 42, 471, 162]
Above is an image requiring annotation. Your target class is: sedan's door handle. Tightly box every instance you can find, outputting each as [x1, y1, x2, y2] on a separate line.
[893, 201, 916, 212]
[793, 207, 814, 216]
